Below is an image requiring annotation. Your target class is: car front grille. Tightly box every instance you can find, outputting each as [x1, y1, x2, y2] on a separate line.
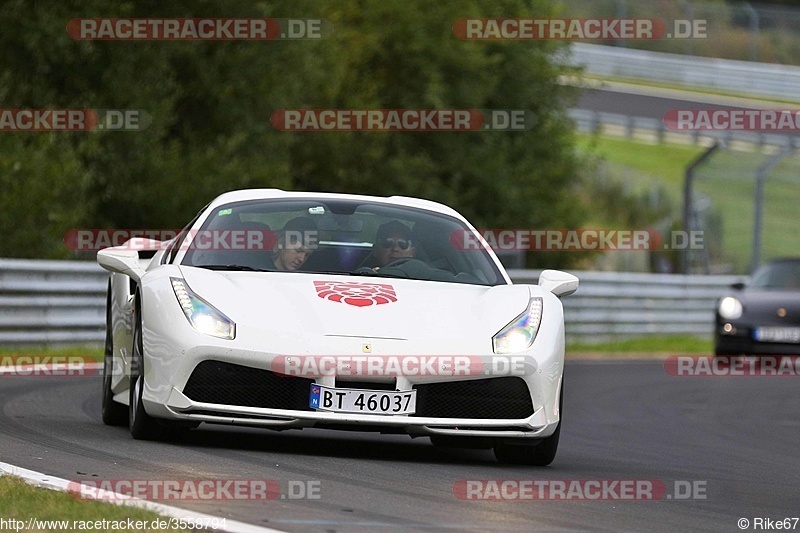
[183, 363, 533, 420]
[334, 379, 396, 391]
[412, 377, 534, 419]
[183, 360, 314, 411]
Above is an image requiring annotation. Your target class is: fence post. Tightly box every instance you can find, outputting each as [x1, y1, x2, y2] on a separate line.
[680, 1, 694, 56]
[682, 142, 720, 274]
[751, 148, 791, 273]
[743, 3, 760, 62]
[614, 0, 628, 48]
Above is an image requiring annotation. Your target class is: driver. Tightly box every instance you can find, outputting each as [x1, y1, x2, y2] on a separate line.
[372, 220, 415, 268]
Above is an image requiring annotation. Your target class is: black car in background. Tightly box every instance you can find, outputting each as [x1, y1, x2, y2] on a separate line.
[715, 258, 800, 355]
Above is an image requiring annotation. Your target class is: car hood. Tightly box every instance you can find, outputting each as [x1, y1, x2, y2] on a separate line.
[178, 267, 534, 353]
[735, 289, 800, 322]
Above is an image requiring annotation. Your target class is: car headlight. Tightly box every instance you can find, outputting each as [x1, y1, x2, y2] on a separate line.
[718, 296, 743, 320]
[493, 297, 543, 354]
[170, 277, 236, 339]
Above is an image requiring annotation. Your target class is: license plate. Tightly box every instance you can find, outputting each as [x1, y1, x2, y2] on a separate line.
[754, 327, 800, 343]
[309, 384, 416, 415]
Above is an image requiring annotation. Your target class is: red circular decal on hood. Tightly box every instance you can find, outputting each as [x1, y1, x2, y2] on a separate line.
[314, 281, 397, 307]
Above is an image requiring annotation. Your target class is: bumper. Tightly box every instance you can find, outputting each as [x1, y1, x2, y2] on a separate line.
[715, 337, 800, 355]
[715, 323, 800, 355]
[155, 390, 559, 439]
[137, 322, 564, 440]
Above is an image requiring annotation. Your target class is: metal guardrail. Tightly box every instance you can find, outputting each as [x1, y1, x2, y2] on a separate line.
[511, 269, 738, 340]
[0, 259, 740, 346]
[568, 108, 800, 149]
[0, 259, 107, 345]
[570, 43, 800, 101]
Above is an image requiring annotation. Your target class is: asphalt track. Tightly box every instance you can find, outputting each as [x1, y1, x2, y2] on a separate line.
[2, 360, 799, 532]
[576, 85, 799, 141]
[577, 87, 743, 119]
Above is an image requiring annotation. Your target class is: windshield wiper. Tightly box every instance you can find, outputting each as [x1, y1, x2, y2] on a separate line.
[298, 269, 377, 276]
[348, 268, 380, 276]
[193, 264, 269, 272]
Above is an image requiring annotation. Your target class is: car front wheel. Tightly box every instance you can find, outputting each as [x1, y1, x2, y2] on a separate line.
[129, 305, 167, 440]
[493, 380, 562, 466]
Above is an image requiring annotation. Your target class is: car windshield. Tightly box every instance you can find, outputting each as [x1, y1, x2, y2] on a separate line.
[179, 198, 505, 286]
[749, 261, 800, 289]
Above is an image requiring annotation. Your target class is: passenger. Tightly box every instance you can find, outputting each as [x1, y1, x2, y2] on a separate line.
[267, 217, 318, 271]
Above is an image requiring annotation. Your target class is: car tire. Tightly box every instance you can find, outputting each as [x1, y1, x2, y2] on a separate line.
[129, 302, 168, 440]
[129, 300, 198, 440]
[101, 284, 128, 427]
[493, 380, 562, 466]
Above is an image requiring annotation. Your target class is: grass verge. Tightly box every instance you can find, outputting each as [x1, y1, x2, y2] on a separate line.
[568, 335, 712, 358]
[0, 475, 194, 532]
[0, 346, 103, 364]
[575, 132, 800, 273]
[575, 132, 705, 194]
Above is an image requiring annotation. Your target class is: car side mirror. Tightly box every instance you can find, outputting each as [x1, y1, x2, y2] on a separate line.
[730, 282, 745, 290]
[97, 247, 146, 283]
[538, 269, 579, 297]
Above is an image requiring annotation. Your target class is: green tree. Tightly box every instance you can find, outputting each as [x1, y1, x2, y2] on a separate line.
[0, 0, 586, 268]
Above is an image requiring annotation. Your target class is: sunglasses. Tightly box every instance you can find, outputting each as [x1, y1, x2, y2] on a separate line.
[379, 238, 411, 250]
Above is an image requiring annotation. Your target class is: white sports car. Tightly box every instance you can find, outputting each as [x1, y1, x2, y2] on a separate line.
[98, 189, 578, 465]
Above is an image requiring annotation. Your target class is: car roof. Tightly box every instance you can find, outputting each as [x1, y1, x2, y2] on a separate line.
[206, 189, 465, 220]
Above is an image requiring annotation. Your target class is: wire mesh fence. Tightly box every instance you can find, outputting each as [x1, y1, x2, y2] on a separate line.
[689, 147, 800, 274]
